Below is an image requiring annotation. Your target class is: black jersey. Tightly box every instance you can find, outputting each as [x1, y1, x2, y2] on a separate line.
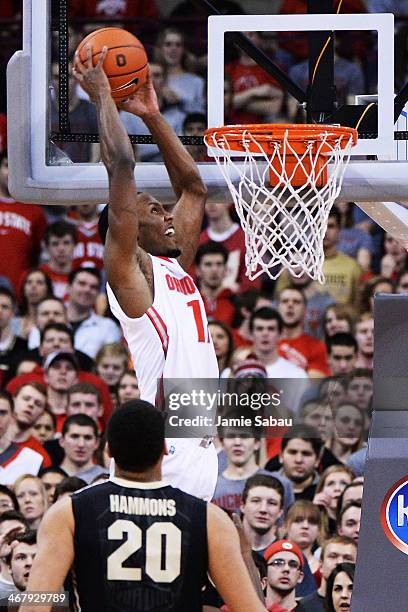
[69, 477, 208, 612]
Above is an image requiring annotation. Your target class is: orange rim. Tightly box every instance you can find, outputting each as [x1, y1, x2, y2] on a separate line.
[204, 123, 358, 150]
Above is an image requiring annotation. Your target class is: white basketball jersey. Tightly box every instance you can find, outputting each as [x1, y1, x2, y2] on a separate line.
[107, 255, 219, 402]
[107, 256, 219, 500]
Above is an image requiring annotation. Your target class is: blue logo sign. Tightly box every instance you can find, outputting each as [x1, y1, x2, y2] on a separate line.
[381, 475, 408, 554]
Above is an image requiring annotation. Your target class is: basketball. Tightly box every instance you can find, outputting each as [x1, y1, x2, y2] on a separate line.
[76, 27, 148, 103]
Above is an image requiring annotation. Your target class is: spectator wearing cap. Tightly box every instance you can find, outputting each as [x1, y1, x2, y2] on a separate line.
[233, 354, 268, 380]
[66, 268, 120, 359]
[6, 327, 113, 435]
[0, 392, 50, 486]
[6, 385, 51, 474]
[195, 242, 235, 327]
[277, 288, 329, 378]
[59, 414, 107, 485]
[43, 352, 79, 433]
[264, 540, 305, 611]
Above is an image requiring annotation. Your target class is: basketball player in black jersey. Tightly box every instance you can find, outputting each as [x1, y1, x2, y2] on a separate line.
[22, 400, 265, 612]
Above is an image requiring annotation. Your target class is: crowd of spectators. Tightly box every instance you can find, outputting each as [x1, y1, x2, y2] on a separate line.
[0, 0, 407, 610]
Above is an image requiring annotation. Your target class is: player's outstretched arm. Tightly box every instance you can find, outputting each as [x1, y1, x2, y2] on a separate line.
[207, 504, 266, 612]
[19, 497, 75, 612]
[73, 46, 152, 318]
[120, 82, 207, 271]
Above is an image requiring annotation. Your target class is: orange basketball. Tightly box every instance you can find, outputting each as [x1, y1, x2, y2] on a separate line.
[76, 27, 148, 103]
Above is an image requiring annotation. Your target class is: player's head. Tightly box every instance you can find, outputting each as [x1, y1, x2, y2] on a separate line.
[98, 201, 182, 259]
[107, 400, 166, 473]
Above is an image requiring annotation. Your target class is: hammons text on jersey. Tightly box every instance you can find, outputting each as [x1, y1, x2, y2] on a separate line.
[69, 479, 208, 612]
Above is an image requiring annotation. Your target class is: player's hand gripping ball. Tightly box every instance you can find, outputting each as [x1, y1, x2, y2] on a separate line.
[75, 27, 148, 103]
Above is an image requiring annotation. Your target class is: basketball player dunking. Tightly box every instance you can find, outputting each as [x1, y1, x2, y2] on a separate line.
[73, 47, 219, 500]
[23, 401, 265, 612]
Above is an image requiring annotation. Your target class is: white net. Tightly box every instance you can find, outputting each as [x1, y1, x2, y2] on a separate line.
[204, 125, 356, 283]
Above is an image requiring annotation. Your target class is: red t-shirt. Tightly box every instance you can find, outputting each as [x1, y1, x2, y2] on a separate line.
[226, 61, 282, 124]
[231, 329, 252, 349]
[39, 263, 70, 301]
[0, 198, 47, 294]
[72, 220, 104, 270]
[69, 0, 159, 18]
[199, 225, 261, 293]
[202, 288, 235, 327]
[278, 333, 330, 376]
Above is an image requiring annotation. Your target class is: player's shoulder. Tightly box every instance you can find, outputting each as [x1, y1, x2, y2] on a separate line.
[71, 479, 112, 501]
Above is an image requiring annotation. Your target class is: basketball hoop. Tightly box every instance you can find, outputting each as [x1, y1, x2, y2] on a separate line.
[204, 124, 357, 283]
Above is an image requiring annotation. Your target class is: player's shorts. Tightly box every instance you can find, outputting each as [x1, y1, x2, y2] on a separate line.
[109, 438, 218, 502]
[163, 437, 218, 502]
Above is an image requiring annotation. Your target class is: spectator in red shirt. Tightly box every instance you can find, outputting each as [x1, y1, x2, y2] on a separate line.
[40, 221, 77, 301]
[199, 201, 261, 293]
[195, 242, 235, 326]
[277, 287, 330, 377]
[70, 204, 104, 271]
[7, 384, 51, 469]
[226, 31, 283, 125]
[0, 152, 47, 295]
[0, 391, 49, 486]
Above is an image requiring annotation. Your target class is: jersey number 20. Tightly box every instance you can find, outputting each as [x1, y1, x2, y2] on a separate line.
[107, 519, 182, 583]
